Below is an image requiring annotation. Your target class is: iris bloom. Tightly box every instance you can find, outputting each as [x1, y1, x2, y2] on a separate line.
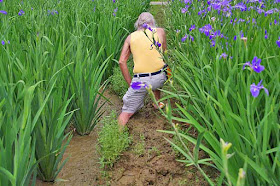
[131, 82, 148, 90]
[153, 40, 161, 48]
[276, 37, 280, 48]
[220, 53, 227, 59]
[189, 24, 195, 31]
[181, 8, 188, 13]
[1, 40, 4, 45]
[243, 56, 265, 73]
[0, 10, 7, 14]
[250, 80, 269, 97]
[181, 35, 187, 42]
[18, 10, 25, 16]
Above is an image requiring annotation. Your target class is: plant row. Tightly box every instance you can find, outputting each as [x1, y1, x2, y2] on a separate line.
[0, 0, 150, 185]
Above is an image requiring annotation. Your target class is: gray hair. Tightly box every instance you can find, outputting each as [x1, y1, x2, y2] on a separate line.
[134, 12, 156, 30]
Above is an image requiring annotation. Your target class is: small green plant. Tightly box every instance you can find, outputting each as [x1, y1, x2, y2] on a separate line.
[110, 61, 134, 98]
[148, 147, 161, 158]
[133, 134, 146, 157]
[98, 111, 131, 168]
[171, 125, 191, 158]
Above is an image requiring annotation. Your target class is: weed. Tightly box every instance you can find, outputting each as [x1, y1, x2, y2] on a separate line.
[98, 111, 131, 168]
[148, 147, 161, 157]
[132, 134, 146, 157]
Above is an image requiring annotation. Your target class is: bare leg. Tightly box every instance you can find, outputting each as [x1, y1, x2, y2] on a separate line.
[153, 89, 161, 101]
[152, 90, 162, 109]
[118, 112, 134, 126]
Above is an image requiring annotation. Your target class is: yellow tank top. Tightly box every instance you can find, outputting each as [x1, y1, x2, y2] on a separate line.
[130, 28, 165, 73]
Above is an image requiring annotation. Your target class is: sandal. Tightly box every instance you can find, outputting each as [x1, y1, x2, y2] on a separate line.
[153, 102, 165, 109]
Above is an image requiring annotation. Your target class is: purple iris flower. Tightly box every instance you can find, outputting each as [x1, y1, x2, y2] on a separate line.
[243, 56, 265, 73]
[199, 24, 213, 36]
[265, 9, 274, 16]
[114, 7, 118, 12]
[1, 40, 5, 45]
[264, 30, 268, 39]
[257, 8, 265, 14]
[142, 23, 148, 29]
[181, 35, 188, 42]
[250, 80, 269, 97]
[181, 7, 188, 13]
[234, 3, 247, 11]
[154, 41, 161, 47]
[131, 82, 148, 90]
[220, 53, 228, 59]
[276, 37, 280, 48]
[234, 35, 237, 40]
[189, 35, 194, 41]
[18, 10, 25, 16]
[210, 40, 216, 47]
[0, 10, 7, 14]
[189, 24, 195, 31]
[112, 0, 116, 3]
[0, 0, 3, 3]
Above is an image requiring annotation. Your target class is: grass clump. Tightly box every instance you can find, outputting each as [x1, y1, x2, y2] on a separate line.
[132, 134, 146, 157]
[110, 61, 134, 98]
[98, 111, 131, 168]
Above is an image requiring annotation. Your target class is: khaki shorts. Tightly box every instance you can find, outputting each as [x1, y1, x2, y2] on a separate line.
[122, 72, 167, 113]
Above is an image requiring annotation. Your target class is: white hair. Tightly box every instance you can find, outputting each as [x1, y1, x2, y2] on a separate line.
[134, 12, 156, 30]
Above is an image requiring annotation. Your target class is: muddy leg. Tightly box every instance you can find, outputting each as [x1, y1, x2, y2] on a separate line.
[118, 112, 134, 126]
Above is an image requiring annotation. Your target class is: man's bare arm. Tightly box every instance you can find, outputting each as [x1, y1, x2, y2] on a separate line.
[157, 28, 167, 52]
[119, 35, 132, 86]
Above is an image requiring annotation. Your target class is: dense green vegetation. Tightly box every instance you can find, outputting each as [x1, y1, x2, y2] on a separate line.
[0, 0, 150, 184]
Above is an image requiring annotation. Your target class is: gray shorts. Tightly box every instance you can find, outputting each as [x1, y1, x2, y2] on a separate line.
[122, 72, 167, 113]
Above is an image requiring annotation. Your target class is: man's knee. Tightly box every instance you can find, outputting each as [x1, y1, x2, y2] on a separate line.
[118, 112, 134, 126]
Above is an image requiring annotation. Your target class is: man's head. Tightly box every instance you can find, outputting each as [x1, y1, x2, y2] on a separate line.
[134, 12, 156, 30]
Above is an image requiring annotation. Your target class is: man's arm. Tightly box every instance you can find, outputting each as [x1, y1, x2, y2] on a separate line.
[157, 28, 167, 52]
[119, 35, 132, 86]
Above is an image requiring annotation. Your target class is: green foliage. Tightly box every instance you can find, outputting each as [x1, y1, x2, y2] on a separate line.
[0, 0, 151, 183]
[157, 1, 280, 186]
[110, 61, 134, 98]
[98, 111, 131, 168]
[0, 82, 47, 186]
[133, 134, 146, 157]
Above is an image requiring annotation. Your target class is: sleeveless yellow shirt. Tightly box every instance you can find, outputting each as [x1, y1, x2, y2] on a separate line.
[130, 28, 165, 74]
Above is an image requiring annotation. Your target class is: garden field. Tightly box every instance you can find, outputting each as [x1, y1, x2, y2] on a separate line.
[0, 0, 279, 186]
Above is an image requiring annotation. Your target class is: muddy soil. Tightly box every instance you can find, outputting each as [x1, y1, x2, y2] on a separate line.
[36, 89, 217, 186]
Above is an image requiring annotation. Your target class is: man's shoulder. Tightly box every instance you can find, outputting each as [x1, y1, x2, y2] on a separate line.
[156, 28, 165, 33]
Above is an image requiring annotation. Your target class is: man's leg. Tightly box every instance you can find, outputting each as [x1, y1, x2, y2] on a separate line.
[153, 89, 160, 101]
[118, 112, 134, 126]
[153, 89, 164, 109]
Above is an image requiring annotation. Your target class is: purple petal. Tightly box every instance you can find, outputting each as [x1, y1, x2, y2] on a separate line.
[257, 80, 263, 86]
[277, 40, 280, 48]
[253, 65, 265, 73]
[263, 87, 269, 96]
[252, 56, 257, 64]
[131, 82, 142, 90]
[250, 84, 260, 97]
[0, 10, 7, 15]
[242, 62, 251, 70]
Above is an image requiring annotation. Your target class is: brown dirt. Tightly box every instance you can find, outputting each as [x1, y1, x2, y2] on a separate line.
[36, 89, 218, 186]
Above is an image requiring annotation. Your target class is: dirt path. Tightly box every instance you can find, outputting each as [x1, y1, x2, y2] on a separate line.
[36, 89, 214, 186]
